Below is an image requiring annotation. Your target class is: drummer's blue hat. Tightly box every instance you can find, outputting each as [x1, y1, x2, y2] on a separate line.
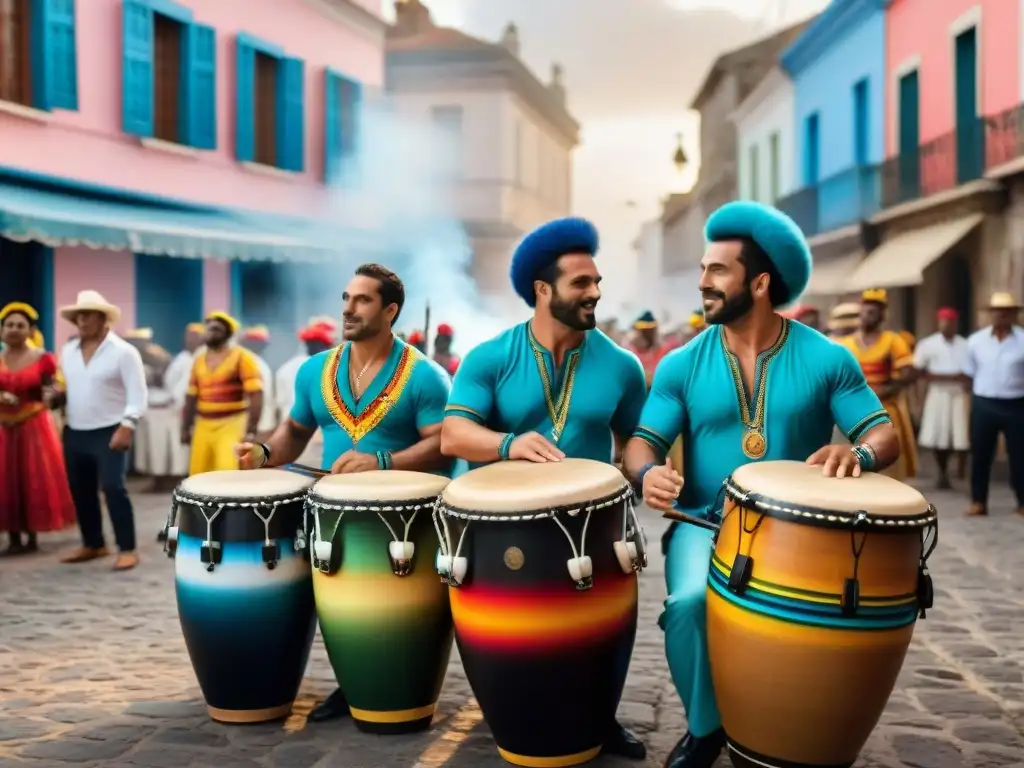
[704, 201, 812, 306]
[510, 217, 599, 307]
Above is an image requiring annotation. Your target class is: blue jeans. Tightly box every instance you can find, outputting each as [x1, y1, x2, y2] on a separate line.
[63, 426, 136, 552]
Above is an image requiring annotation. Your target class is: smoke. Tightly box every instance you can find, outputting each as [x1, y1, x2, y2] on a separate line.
[244, 93, 517, 368]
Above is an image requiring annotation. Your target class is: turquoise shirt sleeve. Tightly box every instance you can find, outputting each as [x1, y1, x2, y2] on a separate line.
[445, 341, 500, 424]
[414, 359, 453, 431]
[828, 344, 891, 443]
[634, 353, 687, 456]
[611, 350, 649, 439]
[288, 356, 320, 430]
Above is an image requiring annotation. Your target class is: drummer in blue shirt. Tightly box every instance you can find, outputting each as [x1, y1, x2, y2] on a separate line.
[440, 216, 649, 760]
[623, 201, 901, 768]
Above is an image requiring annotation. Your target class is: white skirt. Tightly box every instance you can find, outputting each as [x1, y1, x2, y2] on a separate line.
[135, 406, 190, 476]
[917, 384, 969, 451]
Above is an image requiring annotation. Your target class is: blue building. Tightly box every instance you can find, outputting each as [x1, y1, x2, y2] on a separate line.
[779, 0, 888, 235]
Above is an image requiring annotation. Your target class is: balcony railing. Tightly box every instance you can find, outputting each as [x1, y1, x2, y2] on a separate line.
[880, 118, 986, 208]
[984, 104, 1024, 170]
[775, 165, 879, 237]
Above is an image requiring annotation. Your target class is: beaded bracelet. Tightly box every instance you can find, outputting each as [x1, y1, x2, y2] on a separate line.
[850, 443, 876, 471]
[376, 450, 393, 470]
[498, 432, 516, 460]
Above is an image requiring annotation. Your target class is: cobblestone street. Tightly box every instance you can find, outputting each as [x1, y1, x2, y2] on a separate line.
[0, 479, 1022, 768]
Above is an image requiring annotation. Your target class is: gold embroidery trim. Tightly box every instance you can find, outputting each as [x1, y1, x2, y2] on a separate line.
[527, 325, 583, 442]
[722, 319, 790, 458]
[320, 343, 417, 444]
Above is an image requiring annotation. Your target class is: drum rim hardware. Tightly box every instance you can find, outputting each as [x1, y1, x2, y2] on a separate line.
[435, 485, 640, 590]
[164, 489, 309, 571]
[724, 479, 939, 530]
[306, 493, 438, 576]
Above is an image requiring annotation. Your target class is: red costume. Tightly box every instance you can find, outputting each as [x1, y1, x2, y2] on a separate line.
[432, 323, 460, 376]
[0, 352, 76, 534]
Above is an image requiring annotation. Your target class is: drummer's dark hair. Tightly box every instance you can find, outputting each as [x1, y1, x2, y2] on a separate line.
[356, 263, 406, 323]
[736, 237, 789, 306]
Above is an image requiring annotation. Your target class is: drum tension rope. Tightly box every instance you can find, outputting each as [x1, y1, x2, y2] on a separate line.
[728, 505, 764, 595]
[917, 512, 938, 619]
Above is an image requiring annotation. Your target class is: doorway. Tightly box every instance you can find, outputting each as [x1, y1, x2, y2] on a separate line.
[0, 238, 53, 348]
[134, 253, 203, 352]
[949, 255, 973, 336]
[954, 26, 981, 183]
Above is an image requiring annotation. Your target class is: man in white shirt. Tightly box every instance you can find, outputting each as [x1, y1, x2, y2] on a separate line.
[273, 319, 336, 467]
[964, 292, 1024, 518]
[914, 307, 971, 489]
[55, 291, 148, 571]
[239, 325, 276, 437]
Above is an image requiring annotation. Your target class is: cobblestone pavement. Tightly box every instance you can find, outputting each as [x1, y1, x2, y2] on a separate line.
[0, 479, 1022, 768]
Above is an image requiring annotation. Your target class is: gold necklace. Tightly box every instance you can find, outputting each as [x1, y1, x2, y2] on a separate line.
[348, 349, 375, 401]
[528, 328, 583, 443]
[721, 320, 789, 459]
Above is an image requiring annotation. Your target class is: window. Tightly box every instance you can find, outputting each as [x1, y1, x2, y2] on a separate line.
[0, 0, 77, 111]
[803, 112, 820, 186]
[122, 0, 215, 149]
[324, 68, 362, 184]
[768, 131, 780, 203]
[748, 144, 759, 201]
[431, 105, 463, 177]
[235, 33, 304, 171]
[853, 78, 869, 166]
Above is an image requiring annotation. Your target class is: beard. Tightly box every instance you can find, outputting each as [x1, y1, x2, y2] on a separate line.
[703, 285, 754, 326]
[549, 290, 598, 331]
[341, 316, 381, 341]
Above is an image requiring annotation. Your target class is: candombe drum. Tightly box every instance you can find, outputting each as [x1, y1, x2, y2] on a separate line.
[435, 459, 646, 767]
[164, 469, 318, 723]
[307, 470, 454, 733]
[703, 460, 938, 768]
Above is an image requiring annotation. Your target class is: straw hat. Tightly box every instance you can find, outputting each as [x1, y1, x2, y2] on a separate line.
[59, 290, 121, 325]
[987, 292, 1022, 309]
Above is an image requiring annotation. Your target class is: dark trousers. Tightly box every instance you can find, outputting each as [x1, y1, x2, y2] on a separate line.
[970, 395, 1024, 507]
[64, 426, 136, 551]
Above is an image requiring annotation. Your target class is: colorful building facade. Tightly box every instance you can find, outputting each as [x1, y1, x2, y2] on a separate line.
[0, 0, 383, 353]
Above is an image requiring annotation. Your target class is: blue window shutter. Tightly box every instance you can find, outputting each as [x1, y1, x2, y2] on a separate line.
[344, 79, 363, 158]
[31, 0, 79, 111]
[235, 38, 256, 161]
[181, 23, 217, 149]
[324, 71, 340, 182]
[276, 57, 305, 171]
[121, 0, 154, 137]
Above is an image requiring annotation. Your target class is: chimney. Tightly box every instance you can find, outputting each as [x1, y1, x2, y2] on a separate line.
[549, 62, 565, 104]
[393, 0, 433, 35]
[500, 22, 520, 56]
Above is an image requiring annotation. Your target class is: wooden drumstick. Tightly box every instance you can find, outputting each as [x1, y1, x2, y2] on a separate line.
[280, 463, 329, 479]
[662, 507, 721, 532]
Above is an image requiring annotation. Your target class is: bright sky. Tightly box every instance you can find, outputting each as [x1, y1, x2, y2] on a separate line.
[382, 0, 829, 316]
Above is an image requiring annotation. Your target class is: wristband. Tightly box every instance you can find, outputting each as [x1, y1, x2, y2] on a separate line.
[257, 443, 271, 469]
[376, 450, 393, 470]
[498, 432, 516, 460]
[850, 443, 876, 471]
[636, 461, 657, 494]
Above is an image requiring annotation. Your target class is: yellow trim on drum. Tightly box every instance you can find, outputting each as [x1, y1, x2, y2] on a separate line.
[206, 703, 292, 723]
[497, 745, 602, 767]
[348, 702, 437, 723]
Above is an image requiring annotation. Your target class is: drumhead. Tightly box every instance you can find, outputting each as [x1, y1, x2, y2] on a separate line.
[177, 469, 315, 499]
[728, 460, 933, 526]
[441, 458, 628, 515]
[311, 470, 450, 503]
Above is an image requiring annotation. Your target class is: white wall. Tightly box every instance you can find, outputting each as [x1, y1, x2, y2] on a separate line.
[734, 70, 796, 204]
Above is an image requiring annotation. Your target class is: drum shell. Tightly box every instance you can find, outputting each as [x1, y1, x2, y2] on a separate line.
[311, 501, 453, 733]
[708, 497, 923, 767]
[174, 498, 316, 722]
[446, 502, 638, 765]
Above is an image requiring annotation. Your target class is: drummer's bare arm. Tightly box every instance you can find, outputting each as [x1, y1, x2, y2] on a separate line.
[389, 366, 452, 471]
[441, 415, 504, 462]
[239, 351, 264, 438]
[623, 359, 686, 508]
[390, 423, 449, 471]
[253, 356, 319, 466]
[260, 418, 316, 467]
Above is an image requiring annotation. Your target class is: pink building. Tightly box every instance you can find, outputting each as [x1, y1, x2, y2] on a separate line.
[885, 0, 1019, 180]
[0, 0, 384, 352]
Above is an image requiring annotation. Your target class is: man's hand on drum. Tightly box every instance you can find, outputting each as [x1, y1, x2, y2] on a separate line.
[642, 458, 683, 511]
[331, 450, 378, 474]
[234, 442, 266, 470]
[508, 432, 565, 463]
[806, 444, 862, 478]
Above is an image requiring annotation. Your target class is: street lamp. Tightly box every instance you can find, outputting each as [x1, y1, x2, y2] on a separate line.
[673, 132, 687, 174]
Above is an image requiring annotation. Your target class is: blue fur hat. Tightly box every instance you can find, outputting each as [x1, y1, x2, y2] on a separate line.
[510, 217, 599, 306]
[704, 201, 812, 305]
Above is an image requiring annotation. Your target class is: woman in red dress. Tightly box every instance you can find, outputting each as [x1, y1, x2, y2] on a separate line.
[0, 302, 76, 554]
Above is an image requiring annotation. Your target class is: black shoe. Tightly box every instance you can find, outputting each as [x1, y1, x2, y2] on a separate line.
[307, 688, 350, 723]
[664, 729, 725, 768]
[604, 719, 646, 760]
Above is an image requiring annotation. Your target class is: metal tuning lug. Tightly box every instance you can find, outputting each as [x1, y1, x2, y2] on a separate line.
[567, 556, 593, 591]
[165, 525, 179, 558]
[200, 540, 222, 572]
[388, 541, 414, 577]
[262, 541, 280, 570]
[293, 527, 307, 554]
[449, 556, 469, 587]
[435, 548, 451, 581]
[613, 539, 639, 574]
